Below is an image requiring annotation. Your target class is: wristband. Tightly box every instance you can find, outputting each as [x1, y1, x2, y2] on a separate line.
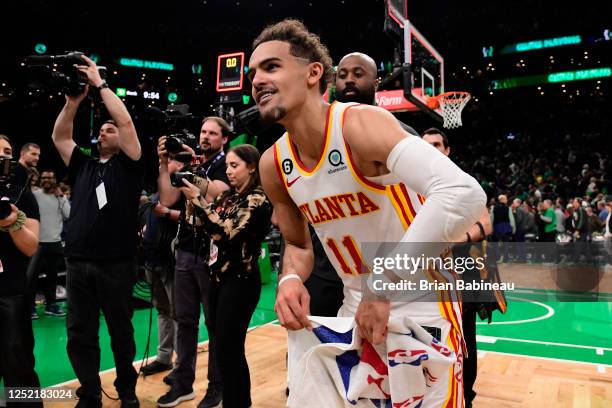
[97, 81, 109, 90]
[278, 273, 302, 287]
[0, 210, 27, 233]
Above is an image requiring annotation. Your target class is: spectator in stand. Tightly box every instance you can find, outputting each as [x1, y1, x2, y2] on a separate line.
[586, 206, 603, 236]
[490, 194, 515, 261]
[538, 200, 556, 241]
[604, 196, 612, 265]
[511, 198, 528, 262]
[571, 198, 588, 240]
[538, 199, 557, 263]
[598, 201, 609, 224]
[586, 177, 599, 197]
[571, 198, 591, 263]
[555, 198, 566, 234]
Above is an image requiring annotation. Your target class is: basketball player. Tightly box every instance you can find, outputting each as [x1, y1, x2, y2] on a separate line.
[422, 127, 493, 408]
[335, 52, 419, 136]
[251, 19, 485, 406]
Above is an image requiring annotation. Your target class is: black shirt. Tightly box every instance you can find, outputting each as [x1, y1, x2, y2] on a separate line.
[398, 121, 419, 137]
[176, 151, 230, 254]
[310, 228, 342, 282]
[141, 193, 180, 266]
[0, 184, 40, 296]
[63, 146, 144, 261]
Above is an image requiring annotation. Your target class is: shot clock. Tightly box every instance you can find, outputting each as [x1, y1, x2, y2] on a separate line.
[216, 52, 245, 92]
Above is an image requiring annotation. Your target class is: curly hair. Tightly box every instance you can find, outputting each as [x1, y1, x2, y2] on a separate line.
[252, 19, 333, 94]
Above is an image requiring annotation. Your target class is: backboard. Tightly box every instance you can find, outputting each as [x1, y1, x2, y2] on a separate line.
[384, 0, 444, 122]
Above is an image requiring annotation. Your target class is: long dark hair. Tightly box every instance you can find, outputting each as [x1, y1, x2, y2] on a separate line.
[229, 144, 261, 194]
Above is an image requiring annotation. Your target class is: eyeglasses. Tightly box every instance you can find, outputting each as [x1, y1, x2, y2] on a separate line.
[40, 176, 56, 179]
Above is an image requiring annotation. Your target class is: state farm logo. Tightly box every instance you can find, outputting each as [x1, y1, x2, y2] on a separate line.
[376, 95, 403, 107]
[374, 89, 418, 112]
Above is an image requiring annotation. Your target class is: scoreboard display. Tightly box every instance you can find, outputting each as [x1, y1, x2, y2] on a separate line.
[216, 52, 245, 92]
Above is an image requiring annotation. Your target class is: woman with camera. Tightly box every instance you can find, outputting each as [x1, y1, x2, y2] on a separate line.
[179, 144, 271, 408]
[0, 134, 43, 407]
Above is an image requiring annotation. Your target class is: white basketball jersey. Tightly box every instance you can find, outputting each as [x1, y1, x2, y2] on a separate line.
[273, 102, 461, 330]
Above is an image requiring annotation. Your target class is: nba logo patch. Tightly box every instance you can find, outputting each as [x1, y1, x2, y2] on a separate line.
[387, 349, 429, 367]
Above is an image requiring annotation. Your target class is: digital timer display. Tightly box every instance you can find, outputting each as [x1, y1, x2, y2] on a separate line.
[216, 52, 245, 92]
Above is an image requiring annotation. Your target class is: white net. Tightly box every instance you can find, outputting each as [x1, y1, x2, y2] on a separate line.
[437, 92, 471, 129]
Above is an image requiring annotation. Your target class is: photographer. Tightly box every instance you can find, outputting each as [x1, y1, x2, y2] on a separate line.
[0, 134, 43, 408]
[180, 144, 271, 408]
[139, 159, 183, 376]
[156, 117, 230, 408]
[51, 55, 143, 408]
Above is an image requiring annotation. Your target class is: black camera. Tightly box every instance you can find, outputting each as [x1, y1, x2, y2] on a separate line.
[25, 51, 107, 96]
[161, 104, 199, 155]
[170, 171, 195, 188]
[0, 157, 16, 219]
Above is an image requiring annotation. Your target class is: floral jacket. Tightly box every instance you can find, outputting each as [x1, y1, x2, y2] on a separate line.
[187, 186, 272, 281]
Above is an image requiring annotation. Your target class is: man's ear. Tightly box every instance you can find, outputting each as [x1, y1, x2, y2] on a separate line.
[307, 62, 324, 88]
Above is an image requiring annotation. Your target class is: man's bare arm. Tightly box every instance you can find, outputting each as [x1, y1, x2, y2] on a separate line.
[52, 93, 84, 166]
[259, 149, 313, 281]
[77, 55, 141, 161]
[260, 148, 313, 330]
[158, 163, 181, 207]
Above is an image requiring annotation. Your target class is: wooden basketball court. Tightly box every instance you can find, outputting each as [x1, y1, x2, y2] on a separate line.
[49, 323, 611, 407]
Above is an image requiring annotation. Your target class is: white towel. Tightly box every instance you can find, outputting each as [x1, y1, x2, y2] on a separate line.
[288, 316, 457, 408]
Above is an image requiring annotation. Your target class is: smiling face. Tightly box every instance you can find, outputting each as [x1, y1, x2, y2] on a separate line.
[40, 171, 57, 192]
[225, 151, 253, 192]
[335, 54, 378, 104]
[248, 41, 320, 124]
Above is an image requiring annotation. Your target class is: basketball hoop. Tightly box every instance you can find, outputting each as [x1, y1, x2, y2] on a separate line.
[434, 91, 471, 129]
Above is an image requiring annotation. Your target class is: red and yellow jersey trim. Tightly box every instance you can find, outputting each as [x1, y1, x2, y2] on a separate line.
[273, 143, 289, 193]
[286, 102, 335, 176]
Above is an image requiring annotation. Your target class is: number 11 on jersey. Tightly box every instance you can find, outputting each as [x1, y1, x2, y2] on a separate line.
[326, 235, 371, 275]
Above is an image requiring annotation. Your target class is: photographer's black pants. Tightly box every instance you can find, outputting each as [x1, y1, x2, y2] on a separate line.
[65, 259, 138, 400]
[28, 242, 64, 305]
[461, 303, 478, 407]
[209, 272, 261, 408]
[174, 250, 221, 392]
[0, 295, 43, 408]
[303, 273, 344, 317]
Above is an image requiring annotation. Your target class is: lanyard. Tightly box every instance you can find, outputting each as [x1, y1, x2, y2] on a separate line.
[202, 151, 225, 178]
[97, 159, 111, 184]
